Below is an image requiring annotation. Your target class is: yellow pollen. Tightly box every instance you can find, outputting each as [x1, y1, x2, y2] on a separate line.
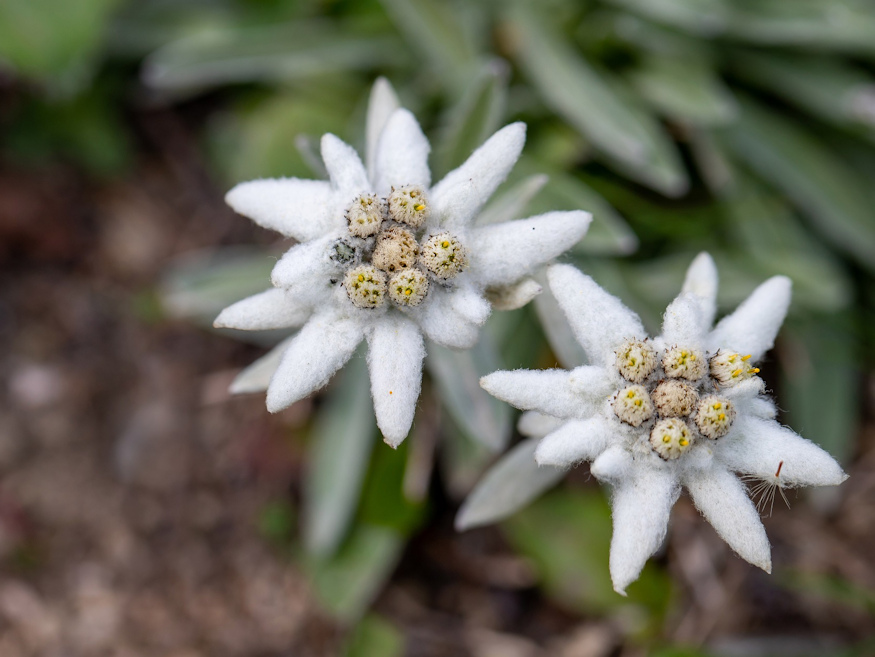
[679, 439, 689, 447]
[627, 390, 635, 398]
[742, 354, 752, 361]
[712, 402, 722, 410]
[751, 367, 760, 373]
[441, 241, 449, 248]
[404, 288, 412, 296]
[414, 204, 425, 211]
[662, 435, 670, 443]
[731, 368, 743, 377]
[634, 399, 642, 407]
[718, 413, 726, 421]
[357, 274, 365, 282]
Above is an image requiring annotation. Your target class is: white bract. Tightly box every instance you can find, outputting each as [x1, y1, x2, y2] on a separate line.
[214, 79, 591, 447]
[478, 253, 847, 595]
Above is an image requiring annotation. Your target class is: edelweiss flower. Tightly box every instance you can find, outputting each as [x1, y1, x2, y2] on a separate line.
[479, 253, 847, 594]
[214, 79, 591, 446]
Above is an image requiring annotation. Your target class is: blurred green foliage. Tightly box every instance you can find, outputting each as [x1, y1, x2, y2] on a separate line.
[3, 0, 875, 649]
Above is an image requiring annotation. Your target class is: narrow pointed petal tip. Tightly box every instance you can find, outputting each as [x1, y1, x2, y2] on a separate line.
[546, 264, 646, 363]
[709, 275, 792, 361]
[321, 133, 369, 195]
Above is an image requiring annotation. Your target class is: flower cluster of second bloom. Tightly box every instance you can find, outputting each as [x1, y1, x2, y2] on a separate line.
[214, 79, 847, 596]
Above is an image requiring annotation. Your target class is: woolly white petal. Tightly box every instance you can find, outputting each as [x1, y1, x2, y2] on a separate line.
[367, 315, 425, 447]
[681, 252, 718, 329]
[684, 465, 772, 573]
[449, 282, 491, 326]
[321, 133, 370, 197]
[547, 265, 646, 363]
[366, 77, 400, 180]
[747, 397, 777, 420]
[567, 365, 614, 398]
[517, 411, 564, 438]
[480, 369, 593, 419]
[719, 415, 847, 488]
[266, 313, 363, 412]
[225, 178, 337, 242]
[590, 445, 633, 483]
[214, 288, 310, 331]
[374, 109, 431, 196]
[229, 335, 295, 394]
[534, 417, 613, 467]
[661, 293, 706, 348]
[487, 278, 542, 311]
[609, 466, 680, 595]
[270, 236, 336, 303]
[455, 437, 566, 530]
[430, 123, 526, 230]
[412, 291, 479, 349]
[468, 211, 592, 287]
[709, 276, 792, 362]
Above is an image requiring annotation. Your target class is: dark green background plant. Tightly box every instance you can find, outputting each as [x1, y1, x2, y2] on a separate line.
[2, 0, 874, 653]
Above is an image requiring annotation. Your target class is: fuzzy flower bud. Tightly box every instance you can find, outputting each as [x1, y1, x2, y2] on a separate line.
[372, 226, 418, 273]
[709, 350, 760, 387]
[612, 385, 654, 427]
[344, 265, 387, 309]
[329, 238, 359, 267]
[695, 396, 735, 439]
[615, 339, 657, 383]
[420, 232, 468, 280]
[387, 185, 428, 227]
[346, 193, 384, 238]
[662, 346, 706, 381]
[388, 268, 429, 307]
[651, 380, 697, 418]
[649, 418, 695, 460]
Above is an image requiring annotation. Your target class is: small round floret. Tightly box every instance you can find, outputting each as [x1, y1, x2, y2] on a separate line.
[695, 395, 735, 439]
[651, 380, 697, 418]
[649, 418, 695, 460]
[387, 185, 428, 227]
[372, 226, 418, 273]
[329, 238, 359, 267]
[388, 268, 429, 307]
[420, 232, 468, 280]
[343, 265, 387, 309]
[612, 385, 654, 427]
[615, 339, 657, 383]
[346, 193, 384, 238]
[662, 346, 706, 381]
[710, 350, 760, 387]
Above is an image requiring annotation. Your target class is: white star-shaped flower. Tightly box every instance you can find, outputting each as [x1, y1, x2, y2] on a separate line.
[214, 79, 591, 447]
[479, 253, 847, 594]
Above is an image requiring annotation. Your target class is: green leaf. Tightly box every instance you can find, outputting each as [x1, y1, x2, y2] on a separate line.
[427, 335, 512, 451]
[0, 0, 119, 91]
[456, 437, 565, 530]
[209, 90, 351, 183]
[476, 174, 549, 226]
[600, 0, 731, 38]
[143, 22, 400, 94]
[377, 0, 480, 87]
[779, 317, 859, 465]
[358, 439, 426, 534]
[507, 4, 688, 196]
[160, 247, 275, 324]
[304, 352, 378, 557]
[438, 420, 497, 499]
[503, 488, 673, 619]
[722, 97, 875, 273]
[305, 524, 404, 623]
[729, 52, 875, 138]
[343, 614, 405, 657]
[433, 59, 509, 179]
[627, 55, 737, 126]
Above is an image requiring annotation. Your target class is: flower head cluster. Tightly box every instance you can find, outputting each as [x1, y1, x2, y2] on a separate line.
[479, 254, 847, 594]
[213, 79, 591, 447]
